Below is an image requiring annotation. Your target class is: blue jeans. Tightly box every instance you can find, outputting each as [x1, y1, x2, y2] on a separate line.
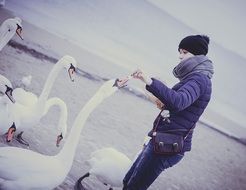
[123, 140, 184, 190]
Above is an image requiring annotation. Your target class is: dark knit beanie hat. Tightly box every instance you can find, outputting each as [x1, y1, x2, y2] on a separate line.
[178, 35, 210, 55]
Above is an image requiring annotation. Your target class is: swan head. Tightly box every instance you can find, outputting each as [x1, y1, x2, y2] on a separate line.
[113, 76, 132, 89]
[96, 78, 129, 99]
[0, 75, 15, 103]
[6, 122, 16, 143]
[56, 133, 63, 147]
[56, 124, 67, 147]
[14, 17, 23, 40]
[4, 17, 23, 40]
[60, 55, 77, 82]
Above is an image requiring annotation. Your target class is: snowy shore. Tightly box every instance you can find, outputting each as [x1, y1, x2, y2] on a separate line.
[0, 8, 246, 190]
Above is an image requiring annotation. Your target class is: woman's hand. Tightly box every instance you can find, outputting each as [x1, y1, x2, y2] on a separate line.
[155, 98, 165, 110]
[132, 69, 152, 85]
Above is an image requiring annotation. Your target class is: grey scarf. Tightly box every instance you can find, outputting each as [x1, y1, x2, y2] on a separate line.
[173, 55, 214, 81]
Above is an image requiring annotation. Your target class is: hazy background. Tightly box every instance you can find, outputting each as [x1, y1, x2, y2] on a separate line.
[4, 0, 246, 139]
[1, 1, 246, 189]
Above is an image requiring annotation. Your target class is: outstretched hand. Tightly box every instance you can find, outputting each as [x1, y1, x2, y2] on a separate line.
[132, 69, 152, 85]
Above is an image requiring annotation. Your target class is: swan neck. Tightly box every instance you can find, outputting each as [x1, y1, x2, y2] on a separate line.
[58, 92, 104, 163]
[44, 97, 67, 134]
[38, 61, 63, 104]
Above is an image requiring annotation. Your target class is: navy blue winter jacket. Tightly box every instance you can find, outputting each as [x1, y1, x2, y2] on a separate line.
[146, 72, 212, 152]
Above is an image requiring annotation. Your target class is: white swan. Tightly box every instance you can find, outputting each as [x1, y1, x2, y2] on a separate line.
[0, 78, 126, 190]
[74, 140, 149, 190]
[9, 55, 76, 146]
[77, 147, 132, 190]
[0, 74, 17, 142]
[0, 17, 23, 51]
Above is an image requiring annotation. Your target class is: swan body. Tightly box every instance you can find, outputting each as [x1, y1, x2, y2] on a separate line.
[12, 88, 67, 145]
[0, 17, 23, 51]
[12, 87, 37, 107]
[0, 79, 121, 190]
[9, 55, 76, 144]
[88, 147, 132, 187]
[76, 139, 149, 189]
[0, 147, 64, 190]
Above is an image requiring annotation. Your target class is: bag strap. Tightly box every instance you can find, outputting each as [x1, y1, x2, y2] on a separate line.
[184, 124, 195, 140]
[152, 109, 164, 137]
[153, 109, 195, 140]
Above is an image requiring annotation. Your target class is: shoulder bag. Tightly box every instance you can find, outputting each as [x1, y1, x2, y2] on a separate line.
[152, 109, 195, 155]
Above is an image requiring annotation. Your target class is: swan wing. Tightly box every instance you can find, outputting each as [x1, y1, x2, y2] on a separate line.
[90, 147, 131, 162]
[13, 88, 37, 106]
[90, 151, 131, 174]
[89, 148, 132, 187]
[90, 158, 131, 187]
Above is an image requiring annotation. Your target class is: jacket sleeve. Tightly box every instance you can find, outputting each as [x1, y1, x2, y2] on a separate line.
[146, 77, 204, 112]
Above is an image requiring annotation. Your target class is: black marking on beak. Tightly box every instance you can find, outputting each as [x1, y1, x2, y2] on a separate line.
[16, 24, 22, 31]
[5, 85, 15, 103]
[69, 63, 76, 71]
[68, 63, 76, 82]
[113, 78, 127, 89]
[113, 79, 120, 87]
[56, 133, 63, 147]
[16, 24, 23, 40]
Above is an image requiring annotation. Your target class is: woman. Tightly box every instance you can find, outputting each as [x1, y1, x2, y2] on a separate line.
[123, 35, 214, 190]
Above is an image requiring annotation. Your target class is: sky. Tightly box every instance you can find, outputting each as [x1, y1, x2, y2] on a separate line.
[147, 0, 246, 59]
